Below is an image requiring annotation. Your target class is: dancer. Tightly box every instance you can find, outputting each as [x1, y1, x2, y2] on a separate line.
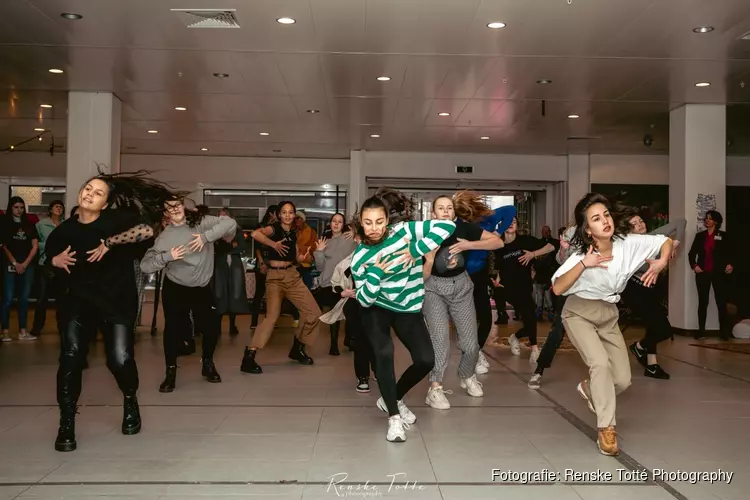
[141, 198, 237, 392]
[31, 200, 66, 337]
[213, 207, 248, 336]
[495, 217, 555, 362]
[687, 210, 734, 340]
[241, 201, 321, 373]
[313, 213, 357, 355]
[422, 193, 504, 410]
[47, 171, 174, 452]
[552, 193, 673, 456]
[1, 197, 39, 341]
[623, 211, 686, 379]
[351, 188, 455, 442]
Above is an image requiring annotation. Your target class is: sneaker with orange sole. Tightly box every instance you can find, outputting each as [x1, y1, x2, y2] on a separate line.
[597, 426, 619, 456]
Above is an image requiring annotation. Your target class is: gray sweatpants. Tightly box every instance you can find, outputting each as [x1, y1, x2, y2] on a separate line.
[423, 272, 480, 383]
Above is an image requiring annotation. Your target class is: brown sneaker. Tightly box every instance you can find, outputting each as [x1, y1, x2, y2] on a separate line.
[597, 426, 619, 456]
[576, 380, 596, 414]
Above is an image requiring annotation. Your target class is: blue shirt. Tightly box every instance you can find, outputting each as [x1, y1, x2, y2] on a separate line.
[465, 205, 517, 275]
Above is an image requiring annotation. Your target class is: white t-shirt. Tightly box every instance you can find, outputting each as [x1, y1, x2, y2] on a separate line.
[551, 234, 668, 303]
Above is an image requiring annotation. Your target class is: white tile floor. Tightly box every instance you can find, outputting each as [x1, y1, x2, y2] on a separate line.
[1, 312, 749, 499]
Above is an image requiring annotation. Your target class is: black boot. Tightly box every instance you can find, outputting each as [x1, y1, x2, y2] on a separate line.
[122, 393, 142, 435]
[202, 358, 222, 383]
[159, 365, 177, 393]
[289, 338, 314, 365]
[329, 323, 340, 356]
[54, 406, 77, 452]
[240, 347, 262, 374]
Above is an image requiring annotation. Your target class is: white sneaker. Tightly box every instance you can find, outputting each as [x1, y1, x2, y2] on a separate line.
[478, 351, 490, 368]
[460, 375, 484, 397]
[18, 332, 38, 341]
[529, 348, 540, 364]
[0, 333, 11, 342]
[528, 373, 542, 390]
[577, 380, 596, 415]
[425, 386, 453, 409]
[508, 334, 521, 356]
[386, 415, 409, 442]
[475, 361, 489, 375]
[377, 397, 417, 424]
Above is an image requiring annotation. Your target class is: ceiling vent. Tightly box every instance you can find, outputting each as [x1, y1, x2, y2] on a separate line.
[171, 9, 240, 28]
[740, 30, 750, 40]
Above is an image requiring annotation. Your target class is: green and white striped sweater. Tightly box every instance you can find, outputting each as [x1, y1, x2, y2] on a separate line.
[351, 220, 456, 313]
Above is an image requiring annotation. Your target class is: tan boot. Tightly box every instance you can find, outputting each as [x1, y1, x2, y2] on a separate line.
[597, 426, 619, 456]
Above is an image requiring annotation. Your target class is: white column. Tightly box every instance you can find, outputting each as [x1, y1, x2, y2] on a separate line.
[348, 150, 366, 217]
[567, 154, 590, 216]
[65, 92, 122, 213]
[668, 104, 726, 331]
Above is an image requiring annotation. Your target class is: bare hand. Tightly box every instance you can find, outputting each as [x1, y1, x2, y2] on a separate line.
[343, 230, 355, 241]
[491, 277, 503, 288]
[518, 250, 536, 266]
[316, 237, 328, 252]
[371, 254, 398, 274]
[341, 288, 356, 298]
[273, 241, 289, 257]
[694, 265, 704, 274]
[189, 234, 205, 252]
[391, 247, 416, 270]
[52, 246, 76, 274]
[448, 238, 473, 256]
[670, 240, 680, 260]
[86, 239, 110, 262]
[14, 262, 25, 274]
[726, 264, 734, 274]
[297, 247, 311, 263]
[260, 263, 268, 275]
[642, 258, 668, 287]
[424, 248, 438, 262]
[581, 246, 613, 269]
[170, 246, 187, 261]
[560, 240, 570, 250]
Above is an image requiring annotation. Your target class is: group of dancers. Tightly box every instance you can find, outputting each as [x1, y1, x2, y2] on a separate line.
[19, 169, 719, 457]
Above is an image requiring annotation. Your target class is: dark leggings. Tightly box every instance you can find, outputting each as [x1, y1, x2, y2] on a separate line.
[343, 298, 374, 378]
[508, 286, 538, 345]
[57, 313, 139, 408]
[536, 294, 567, 373]
[470, 270, 493, 348]
[315, 287, 343, 337]
[696, 272, 730, 336]
[360, 305, 435, 416]
[622, 280, 672, 354]
[162, 278, 220, 367]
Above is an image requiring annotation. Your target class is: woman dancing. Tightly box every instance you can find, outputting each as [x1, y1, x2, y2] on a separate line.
[422, 192, 504, 410]
[351, 188, 455, 442]
[46, 172, 175, 452]
[141, 198, 237, 392]
[241, 201, 321, 373]
[552, 193, 673, 456]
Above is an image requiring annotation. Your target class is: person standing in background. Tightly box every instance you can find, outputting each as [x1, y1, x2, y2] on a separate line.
[31, 200, 65, 337]
[1, 197, 39, 342]
[214, 207, 248, 335]
[533, 225, 559, 321]
[251, 205, 277, 330]
[294, 211, 317, 289]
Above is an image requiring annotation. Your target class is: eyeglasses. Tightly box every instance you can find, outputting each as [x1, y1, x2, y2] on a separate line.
[165, 202, 183, 213]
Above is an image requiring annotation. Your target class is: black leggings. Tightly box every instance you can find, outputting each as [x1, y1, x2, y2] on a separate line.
[536, 294, 567, 372]
[696, 272, 730, 336]
[360, 305, 435, 416]
[622, 280, 672, 354]
[57, 313, 139, 408]
[162, 278, 220, 367]
[343, 298, 374, 379]
[508, 286, 538, 345]
[470, 270, 493, 348]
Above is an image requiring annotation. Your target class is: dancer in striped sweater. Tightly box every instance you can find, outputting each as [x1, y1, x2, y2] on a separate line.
[351, 188, 455, 442]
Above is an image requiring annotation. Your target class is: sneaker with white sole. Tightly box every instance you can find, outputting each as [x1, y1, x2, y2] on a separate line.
[529, 348, 540, 364]
[460, 375, 484, 397]
[377, 397, 417, 424]
[1, 333, 11, 342]
[386, 415, 409, 442]
[425, 386, 453, 409]
[18, 332, 38, 341]
[356, 377, 370, 393]
[508, 334, 521, 356]
[528, 373, 543, 390]
[577, 380, 596, 414]
[475, 351, 490, 374]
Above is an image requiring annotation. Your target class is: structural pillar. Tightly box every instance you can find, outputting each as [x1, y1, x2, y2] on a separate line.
[668, 104, 726, 331]
[65, 92, 122, 213]
[348, 150, 366, 217]
[567, 154, 590, 217]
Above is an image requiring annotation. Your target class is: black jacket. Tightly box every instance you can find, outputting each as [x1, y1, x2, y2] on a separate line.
[688, 229, 733, 272]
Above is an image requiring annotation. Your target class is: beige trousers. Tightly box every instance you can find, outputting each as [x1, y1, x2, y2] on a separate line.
[562, 295, 631, 428]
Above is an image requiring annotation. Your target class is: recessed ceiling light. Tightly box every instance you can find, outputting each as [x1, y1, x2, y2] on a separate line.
[40, 104, 52, 108]
[147, 130, 158, 134]
[377, 76, 391, 81]
[213, 73, 229, 78]
[695, 82, 711, 87]
[438, 112, 451, 116]
[277, 17, 296, 25]
[693, 26, 714, 33]
[34, 128, 45, 132]
[487, 22, 506, 29]
[480, 136, 490, 140]
[61, 13, 83, 20]
[306, 109, 320, 114]
[260, 132, 270, 136]
[48, 69, 64, 74]
[537, 79, 552, 84]
[370, 134, 380, 138]
[201, 148, 209, 151]
[175, 106, 187, 111]
[568, 114, 580, 119]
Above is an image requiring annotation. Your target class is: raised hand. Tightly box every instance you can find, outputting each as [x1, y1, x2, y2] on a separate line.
[518, 250, 536, 266]
[188, 234, 205, 252]
[86, 239, 110, 262]
[170, 245, 187, 261]
[316, 237, 328, 252]
[52, 246, 77, 274]
[581, 246, 612, 269]
[343, 230, 355, 241]
[448, 238, 471, 256]
[641, 258, 668, 288]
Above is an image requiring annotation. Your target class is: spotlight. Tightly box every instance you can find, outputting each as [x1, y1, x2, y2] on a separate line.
[643, 135, 653, 147]
[61, 13, 83, 20]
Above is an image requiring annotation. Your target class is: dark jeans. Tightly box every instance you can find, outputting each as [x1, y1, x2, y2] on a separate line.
[2, 265, 35, 331]
[493, 284, 509, 320]
[162, 278, 220, 367]
[32, 265, 64, 335]
[622, 280, 672, 353]
[343, 298, 374, 379]
[57, 312, 139, 409]
[360, 305, 435, 416]
[508, 285, 538, 345]
[695, 271, 730, 336]
[536, 294, 567, 372]
[470, 270, 493, 348]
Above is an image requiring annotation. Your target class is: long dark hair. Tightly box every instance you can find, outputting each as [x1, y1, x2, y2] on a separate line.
[373, 187, 414, 224]
[570, 193, 630, 254]
[353, 196, 390, 245]
[5, 197, 34, 233]
[261, 205, 279, 226]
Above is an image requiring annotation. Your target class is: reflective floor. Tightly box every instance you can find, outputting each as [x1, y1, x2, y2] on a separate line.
[1, 311, 749, 500]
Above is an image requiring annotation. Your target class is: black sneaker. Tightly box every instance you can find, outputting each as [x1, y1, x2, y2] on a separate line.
[629, 342, 647, 367]
[644, 364, 670, 380]
[356, 377, 370, 393]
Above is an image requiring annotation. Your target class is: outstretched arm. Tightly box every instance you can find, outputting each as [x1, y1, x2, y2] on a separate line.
[404, 220, 456, 258]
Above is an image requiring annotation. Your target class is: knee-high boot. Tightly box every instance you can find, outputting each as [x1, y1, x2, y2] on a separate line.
[329, 322, 340, 356]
